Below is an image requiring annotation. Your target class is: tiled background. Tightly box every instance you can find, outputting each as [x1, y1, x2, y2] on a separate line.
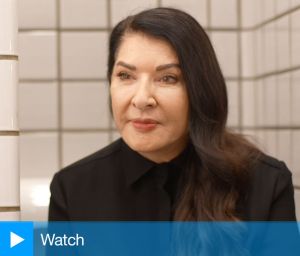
[18, 0, 300, 220]
[0, 0, 19, 220]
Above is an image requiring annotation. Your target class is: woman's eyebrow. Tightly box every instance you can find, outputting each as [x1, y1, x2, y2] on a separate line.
[156, 63, 180, 71]
[115, 61, 180, 71]
[115, 61, 136, 70]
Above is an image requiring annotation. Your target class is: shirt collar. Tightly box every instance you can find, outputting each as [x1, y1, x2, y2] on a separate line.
[120, 139, 191, 187]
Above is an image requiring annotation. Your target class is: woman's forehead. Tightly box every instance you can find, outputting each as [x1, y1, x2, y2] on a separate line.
[115, 32, 179, 64]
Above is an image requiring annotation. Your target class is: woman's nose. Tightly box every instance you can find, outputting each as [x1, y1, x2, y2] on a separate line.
[131, 80, 157, 110]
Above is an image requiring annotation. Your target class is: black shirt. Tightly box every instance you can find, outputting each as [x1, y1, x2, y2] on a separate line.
[48, 138, 297, 221]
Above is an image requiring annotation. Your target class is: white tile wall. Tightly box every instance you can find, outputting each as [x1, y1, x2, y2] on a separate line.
[255, 0, 265, 25]
[254, 130, 267, 152]
[20, 133, 59, 178]
[291, 0, 300, 8]
[18, 0, 56, 29]
[263, 0, 276, 21]
[264, 77, 277, 126]
[62, 132, 110, 167]
[291, 10, 300, 67]
[241, 0, 256, 28]
[0, 61, 18, 130]
[61, 32, 108, 79]
[241, 31, 255, 77]
[263, 23, 276, 74]
[291, 70, 300, 125]
[18, 32, 57, 79]
[276, 0, 291, 15]
[241, 129, 257, 145]
[111, 0, 157, 26]
[20, 178, 50, 221]
[210, 32, 238, 77]
[161, 0, 207, 27]
[277, 73, 291, 126]
[19, 82, 58, 129]
[242, 81, 256, 126]
[264, 130, 278, 158]
[226, 81, 239, 127]
[0, 212, 20, 221]
[211, 0, 237, 27]
[255, 80, 264, 126]
[291, 131, 300, 186]
[0, 136, 19, 206]
[276, 16, 290, 70]
[254, 28, 264, 75]
[0, 0, 17, 54]
[112, 131, 121, 141]
[62, 82, 109, 129]
[60, 0, 107, 28]
[277, 130, 292, 168]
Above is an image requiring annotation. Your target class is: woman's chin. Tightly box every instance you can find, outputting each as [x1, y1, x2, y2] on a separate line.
[126, 138, 158, 153]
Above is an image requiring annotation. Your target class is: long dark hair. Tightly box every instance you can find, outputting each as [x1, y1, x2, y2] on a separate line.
[107, 7, 261, 221]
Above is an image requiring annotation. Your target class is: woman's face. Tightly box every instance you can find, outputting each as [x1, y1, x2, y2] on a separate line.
[110, 32, 189, 163]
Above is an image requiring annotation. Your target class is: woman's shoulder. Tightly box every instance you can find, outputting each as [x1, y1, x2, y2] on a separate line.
[251, 152, 292, 179]
[240, 153, 295, 220]
[247, 152, 293, 194]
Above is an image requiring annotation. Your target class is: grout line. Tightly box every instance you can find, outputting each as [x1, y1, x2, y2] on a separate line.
[19, 79, 58, 83]
[0, 55, 18, 60]
[207, 0, 211, 33]
[239, 65, 300, 81]
[19, 28, 57, 32]
[20, 128, 118, 133]
[19, 78, 108, 83]
[254, 65, 300, 80]
[19, 28, 111, 33]
[0, 131, 19, 136]
[224, 77, 243, 81]
[0, 206, 20, 212]
[157, 0, 162, 7]
[56, 0, 63, 169]
[247, 4, 300, 31]
[54, 78, 107, 82]
[207, 27, 242, 32]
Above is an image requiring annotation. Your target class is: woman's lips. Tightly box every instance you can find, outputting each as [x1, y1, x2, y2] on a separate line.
[131, 119, 158, 131]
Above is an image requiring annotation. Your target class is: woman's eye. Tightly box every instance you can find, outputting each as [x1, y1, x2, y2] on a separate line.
[117, 72, 131, 80]
[160, 75, 178, 84]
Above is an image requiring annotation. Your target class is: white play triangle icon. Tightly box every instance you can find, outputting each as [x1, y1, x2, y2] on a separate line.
[10, 232, 25, 248]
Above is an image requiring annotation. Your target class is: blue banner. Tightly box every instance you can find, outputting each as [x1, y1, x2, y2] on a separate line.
[0, 221, 300, 256]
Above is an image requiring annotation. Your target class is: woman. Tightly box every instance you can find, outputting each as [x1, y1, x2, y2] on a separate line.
[49, 7, 296, 222]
